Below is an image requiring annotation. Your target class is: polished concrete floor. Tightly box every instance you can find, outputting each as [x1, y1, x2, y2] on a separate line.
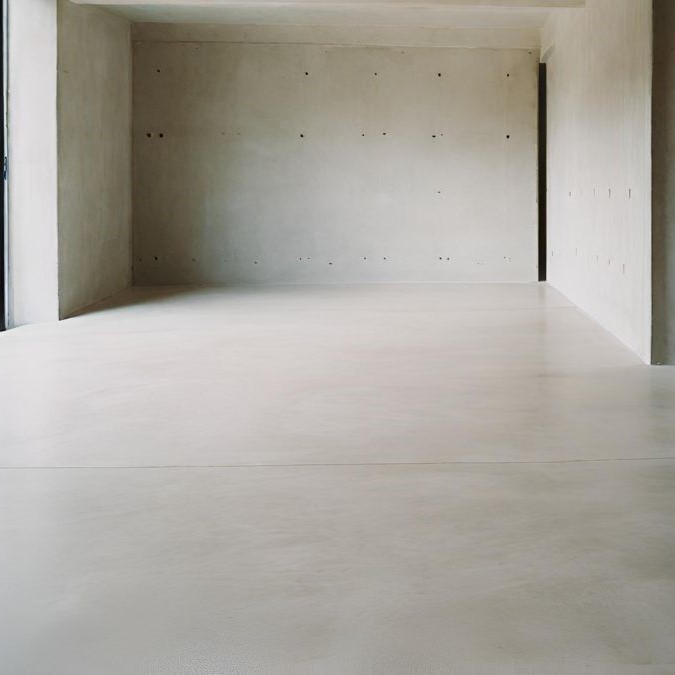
[1, 284, 674, 674]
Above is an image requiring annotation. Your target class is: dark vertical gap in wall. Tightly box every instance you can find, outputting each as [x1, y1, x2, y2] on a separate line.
[651, 0, 675, 364]
[538, 63, 547, 282]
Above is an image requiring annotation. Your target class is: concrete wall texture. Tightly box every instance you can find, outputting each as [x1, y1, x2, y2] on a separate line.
[652, 0, 675, 365]
[7, 0, 59, 327]
[57, 0, 133, 318]
[132, 40, 539, 285]
[543, 0, 653, 363]
[7, 2, 663, 367]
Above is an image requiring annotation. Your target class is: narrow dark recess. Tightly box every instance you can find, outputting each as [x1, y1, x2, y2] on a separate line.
[538, 63, 547, 282]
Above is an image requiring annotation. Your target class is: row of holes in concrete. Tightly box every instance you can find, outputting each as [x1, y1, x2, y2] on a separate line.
[145, 132, 513, 139]
[153, 68, 516, 79]
[550, 250, 629, 274]
[566, 188, 634, 198]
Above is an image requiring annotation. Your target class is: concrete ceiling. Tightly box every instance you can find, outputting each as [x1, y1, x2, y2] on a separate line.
[71, 1, 584, 27]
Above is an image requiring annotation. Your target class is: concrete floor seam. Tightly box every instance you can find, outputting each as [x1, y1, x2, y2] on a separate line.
[2, 456, 675, 470]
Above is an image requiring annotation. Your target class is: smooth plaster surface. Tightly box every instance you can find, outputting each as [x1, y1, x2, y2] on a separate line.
[0, 284, 674, 674]
[6, 0, 59, 326]
[57, 0, 133, 318]
[133, 43, 538, 285]
[542, 0, 652, 363]
[652, 0, 675, 365]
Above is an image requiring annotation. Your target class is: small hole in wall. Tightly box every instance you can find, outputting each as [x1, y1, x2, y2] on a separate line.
[382, 132, 387, 136]
[432, 134, 437, 138]
[438, 73, 442, 77]
[329, 262, 333, 265]
[363, 257, 367, 260]
[300, 133, 304, 138]
[305, 71, 309, 76]
[254, 261, 259, 264]
[159, 133, 164, 138]
[507, 73, 510, 77]
[506, 134, 511, 139]
[146, 133, 152, 138]
[154, 256, 158, 261]
[156, 69, 161, 74]
[374, 72, 378, 76]
[191, 258, 196, 262]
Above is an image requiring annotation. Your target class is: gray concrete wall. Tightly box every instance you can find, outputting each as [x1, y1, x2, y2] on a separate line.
[652, 0, 675, 365]
[542, 0, 653, 363]
[6, 0, 59, 327]
[57, 0, 132, 318]
[133, 37, 539, 285]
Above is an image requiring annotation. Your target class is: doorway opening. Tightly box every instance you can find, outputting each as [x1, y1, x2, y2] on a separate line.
[538, 62, 547, 282]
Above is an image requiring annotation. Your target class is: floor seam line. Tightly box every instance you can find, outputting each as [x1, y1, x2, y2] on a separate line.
[2, 457, 674, 470]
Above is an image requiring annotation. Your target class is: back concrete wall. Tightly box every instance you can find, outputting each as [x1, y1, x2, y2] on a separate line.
[132, 36, 539, 285]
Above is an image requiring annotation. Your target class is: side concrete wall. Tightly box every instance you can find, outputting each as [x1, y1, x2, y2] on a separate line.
[6, 0, 59, 326]
[542, 0, 653, 363]
[6, 0, 132, 327]
[57, 0, 132, 318]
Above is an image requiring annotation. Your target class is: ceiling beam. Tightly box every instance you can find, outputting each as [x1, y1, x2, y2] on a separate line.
[132, 22, 542, 48]
[72, 1, 585, 8]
